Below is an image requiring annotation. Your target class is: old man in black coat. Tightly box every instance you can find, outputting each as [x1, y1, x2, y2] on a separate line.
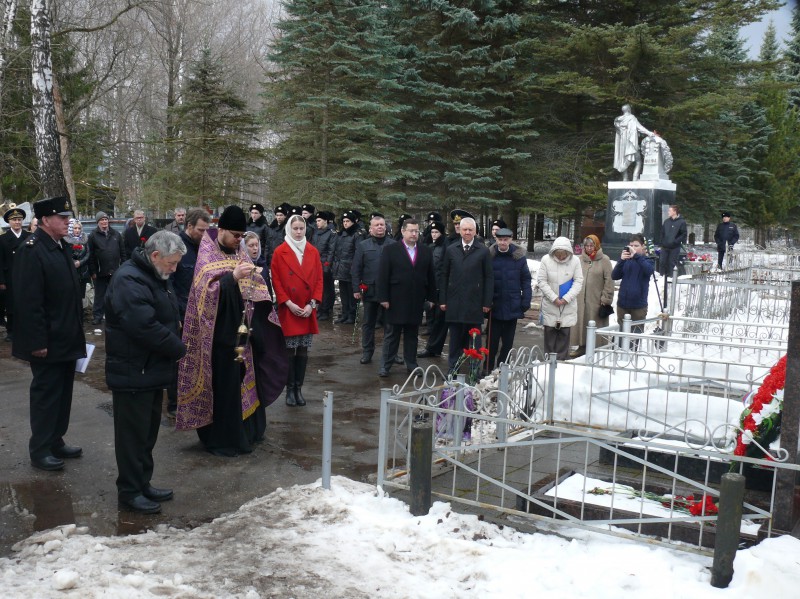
[440, 217, 493, 373]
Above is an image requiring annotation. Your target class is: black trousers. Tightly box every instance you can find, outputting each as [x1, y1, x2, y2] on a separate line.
[382, 323, 419, 370]
[93, 275, 111, 321]
[717, 248, 726, 269]
[29, 360, 76, 459]
[360, 300, 387, 357]
[113, 390, 162, 500]
[447, 322, 483, 372]
[424, 305, 447, 355]
[488, 318, 517, 371]
[3, 283, 15, 334]
[321, 270, 335, 315]
[338, 280, 355, 321]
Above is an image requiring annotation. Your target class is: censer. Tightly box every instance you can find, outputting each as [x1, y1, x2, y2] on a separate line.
[234, 269, 256, 362]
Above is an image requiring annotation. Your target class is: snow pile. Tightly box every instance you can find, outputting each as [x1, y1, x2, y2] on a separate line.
[2, 477, 799, 598]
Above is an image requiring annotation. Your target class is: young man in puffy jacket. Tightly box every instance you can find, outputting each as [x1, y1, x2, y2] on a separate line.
[487, 228, 531, 370]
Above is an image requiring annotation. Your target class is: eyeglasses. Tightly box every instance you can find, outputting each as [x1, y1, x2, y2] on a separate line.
[230, 232, 245, 239]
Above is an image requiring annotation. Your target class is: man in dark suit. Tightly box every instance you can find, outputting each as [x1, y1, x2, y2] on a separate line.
[0, 205, 31, 341]
[13, 197, 86, 471]
[123, 209, 158, 257]
[440, 217, 493, 373]
[377, 219, 437, 377]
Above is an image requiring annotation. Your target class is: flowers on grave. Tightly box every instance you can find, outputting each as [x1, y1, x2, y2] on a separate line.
[733, 355, 785, 459]
[449, 328, 486, 385]
[588, 486, 718, 516]
[685, 251, 712, 262]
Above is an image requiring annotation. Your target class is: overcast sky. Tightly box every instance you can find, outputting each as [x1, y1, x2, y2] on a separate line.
[742, 0, 797, 57]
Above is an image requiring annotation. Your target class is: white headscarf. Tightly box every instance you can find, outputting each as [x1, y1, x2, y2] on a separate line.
[284, 214, 307, 264]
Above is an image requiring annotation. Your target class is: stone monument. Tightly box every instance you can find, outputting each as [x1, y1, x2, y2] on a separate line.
[604, 105, 676, 257]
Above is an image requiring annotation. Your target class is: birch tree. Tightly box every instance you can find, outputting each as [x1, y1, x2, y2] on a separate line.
[30, 0, 67, 200]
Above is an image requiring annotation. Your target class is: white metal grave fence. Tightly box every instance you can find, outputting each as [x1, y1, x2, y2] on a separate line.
[377, 361, 797, 554]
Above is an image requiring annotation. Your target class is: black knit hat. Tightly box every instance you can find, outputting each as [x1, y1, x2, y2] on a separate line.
[250, 203, 265, 214]
[218, 205, 247, 231]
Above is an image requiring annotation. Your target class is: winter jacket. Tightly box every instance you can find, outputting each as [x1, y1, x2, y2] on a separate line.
[87, 227, 126, 278]
[66, 233, 91, 282]
[351, 235, 395, 301]
[570, 248, 614, 347]
[104, 248, 186, 391]
[312, 226, 336, 272]
[713, 221, 739, 250]
[248, 215, 275, 265]
[661, 215, 687, 250]
[489, 243, 532, 321]
[331, 223, 364, 281]
[536, 236, 584, 328]
[271, 242, 323, 337]
[611, 252, 655, 309]
[440, 241, 494, 324]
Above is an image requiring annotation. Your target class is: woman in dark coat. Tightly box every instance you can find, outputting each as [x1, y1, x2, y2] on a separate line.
[271, 215, 323, 406]
[67, 219, 91, 317]
[331, 211, 362, 323]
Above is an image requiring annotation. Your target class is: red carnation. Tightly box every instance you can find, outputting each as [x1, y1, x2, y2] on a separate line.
[469, 327, 481, 337]
[689, 495, 718, 516]
[72, 244, 83, 250]
[140, 236, 146, 243]
[478, 347, 489, 355]
[359, 283, 368, 292]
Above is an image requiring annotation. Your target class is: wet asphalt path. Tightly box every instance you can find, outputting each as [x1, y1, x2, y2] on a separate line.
[0, 312, 541, 556]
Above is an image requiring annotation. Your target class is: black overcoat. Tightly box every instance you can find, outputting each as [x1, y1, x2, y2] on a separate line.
[440, 242, 494, 324]
[351, 236, 395, 301]
[377, 242, 437, 325]
[123, 223, 158, 258]
[0, 229, 30, 286]
[12, 230, 86, 362]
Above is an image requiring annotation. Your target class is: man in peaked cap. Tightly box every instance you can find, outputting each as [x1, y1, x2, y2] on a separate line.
[489, 218, 508, 246]
[311, 210, 337, 321]
[422, 211, 442, 244]
[247, 202, 276, 267]
[713, 211, 739, 270]
[393, 213, 412, 241]
[447, 209, 484, 248]
[0, 205, 31, 341]
[13, 196, 86, 471]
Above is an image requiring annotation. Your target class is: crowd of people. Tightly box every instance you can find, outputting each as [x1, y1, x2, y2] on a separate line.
[0, 196, 738, 515]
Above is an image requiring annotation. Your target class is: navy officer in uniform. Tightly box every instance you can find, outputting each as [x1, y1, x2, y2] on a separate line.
[0, 205, 31, 341]
[13, 196, 86, 471]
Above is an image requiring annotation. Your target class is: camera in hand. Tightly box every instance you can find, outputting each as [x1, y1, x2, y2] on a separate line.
[554, 321, 562, 330]
[624, 246, 631, 254]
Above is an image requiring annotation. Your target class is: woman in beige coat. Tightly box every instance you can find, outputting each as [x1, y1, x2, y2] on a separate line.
[570, 235, 615, 355]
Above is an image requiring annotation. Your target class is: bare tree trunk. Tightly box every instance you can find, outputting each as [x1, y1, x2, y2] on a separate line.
[0, 0, 18, 203]
[30, 0, 68, 201]
[52, 77, 76, 205]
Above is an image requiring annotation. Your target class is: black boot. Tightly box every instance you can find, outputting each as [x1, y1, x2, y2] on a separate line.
[294, 353, 308, 406]
[285, 354, 297, 406]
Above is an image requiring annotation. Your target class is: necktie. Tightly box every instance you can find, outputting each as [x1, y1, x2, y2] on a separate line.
[464, 244, 470, 254]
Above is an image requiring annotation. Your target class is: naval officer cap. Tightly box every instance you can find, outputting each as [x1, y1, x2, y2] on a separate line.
[33, 196, 72, 219]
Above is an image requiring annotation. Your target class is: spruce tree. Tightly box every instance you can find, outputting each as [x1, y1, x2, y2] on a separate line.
[263, 0, 404, 212]
[168, 48, 263, 205]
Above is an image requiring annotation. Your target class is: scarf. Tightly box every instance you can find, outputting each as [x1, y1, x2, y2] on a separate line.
[284, 215, 307, 264]
[585, 234, 601, 260]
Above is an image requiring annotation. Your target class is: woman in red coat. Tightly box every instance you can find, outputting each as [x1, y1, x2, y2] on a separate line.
[271, 214, 323, 406]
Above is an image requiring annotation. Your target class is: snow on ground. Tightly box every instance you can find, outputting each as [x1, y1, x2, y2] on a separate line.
[2, 477, 799, 599]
